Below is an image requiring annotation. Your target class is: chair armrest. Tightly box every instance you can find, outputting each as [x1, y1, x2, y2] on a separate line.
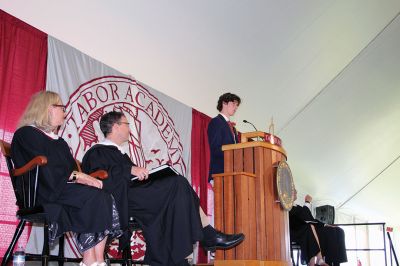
[89, 170, 108, 180]
[0, 140, 11, 156]
[75, 159, 83, 172]
[13, 156, 48, 176]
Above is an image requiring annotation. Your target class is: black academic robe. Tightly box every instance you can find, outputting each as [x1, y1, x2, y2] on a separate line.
[290, 205, 347, 265]
[11, 126, 115, 239]
[289, 205, 321, 263]
[207, 114, 238, 181]
[82, 144, 203, 266]
[316, 225, 347, 265]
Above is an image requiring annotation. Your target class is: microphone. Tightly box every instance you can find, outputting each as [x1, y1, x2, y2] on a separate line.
[243, 120, 258, 131]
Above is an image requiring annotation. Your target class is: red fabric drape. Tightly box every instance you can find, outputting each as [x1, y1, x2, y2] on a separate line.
[191, 109, 211, 263]
[191, 108, 211, 213]
[0, 9, 47, 258]
[0, 9, 47, 135]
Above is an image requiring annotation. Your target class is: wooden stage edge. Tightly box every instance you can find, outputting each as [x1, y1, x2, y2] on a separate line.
[214, 260, 291, 266]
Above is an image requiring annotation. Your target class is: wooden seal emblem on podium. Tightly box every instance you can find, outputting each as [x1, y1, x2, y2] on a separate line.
[276, 161, 295, 211]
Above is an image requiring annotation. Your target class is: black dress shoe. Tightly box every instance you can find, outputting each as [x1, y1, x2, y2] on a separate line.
[202, 230, 245, 252]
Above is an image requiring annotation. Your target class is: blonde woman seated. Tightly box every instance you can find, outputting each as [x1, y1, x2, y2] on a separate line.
[11, 91, 122, 266]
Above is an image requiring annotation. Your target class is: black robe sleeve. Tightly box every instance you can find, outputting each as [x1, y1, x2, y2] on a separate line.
[82, 144, 134, 231]
[82, 145, 133, 193]
[11, 126, 74, 203]
[290, 205, 324, 226]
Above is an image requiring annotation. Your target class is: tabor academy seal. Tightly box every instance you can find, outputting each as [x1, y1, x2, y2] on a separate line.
[59, 76, 186, 175]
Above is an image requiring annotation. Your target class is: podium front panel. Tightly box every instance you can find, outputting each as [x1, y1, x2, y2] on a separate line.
[214, 143, 290, 263]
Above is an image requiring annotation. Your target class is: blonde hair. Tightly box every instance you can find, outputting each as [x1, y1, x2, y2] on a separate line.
[18, 91, 61, 132]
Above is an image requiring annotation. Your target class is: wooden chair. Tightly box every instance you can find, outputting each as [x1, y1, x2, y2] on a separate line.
[75, 160, 145, 266]
[95, 174, 145, 266]
[0, 140, 107, 266]
[290, 241, 303, 266]
[103, 216, 146, 266]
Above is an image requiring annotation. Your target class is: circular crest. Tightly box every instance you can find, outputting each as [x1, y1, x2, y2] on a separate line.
[276, 161, 295, 211]
[59, 76, 186, 175]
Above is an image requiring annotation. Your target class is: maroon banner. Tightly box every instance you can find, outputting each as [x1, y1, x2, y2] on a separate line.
[191, 109, 211, 263]
[0, 9, 47, 258]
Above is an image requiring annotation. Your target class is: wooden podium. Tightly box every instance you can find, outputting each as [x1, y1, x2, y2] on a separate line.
[213, 131, 291, 266]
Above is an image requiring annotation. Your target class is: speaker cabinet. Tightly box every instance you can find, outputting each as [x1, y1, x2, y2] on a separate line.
[315, 205, 335, 224]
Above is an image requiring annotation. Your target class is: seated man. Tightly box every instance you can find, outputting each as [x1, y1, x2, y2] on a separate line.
[82, 111, 244, 266]
[289, 189, 347, 266]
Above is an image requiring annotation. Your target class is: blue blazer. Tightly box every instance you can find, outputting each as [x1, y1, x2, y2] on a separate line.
[207, 114, 238, 181]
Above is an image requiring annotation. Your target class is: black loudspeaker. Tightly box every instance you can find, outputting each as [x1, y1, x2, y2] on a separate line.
[315, 205, 335, 224]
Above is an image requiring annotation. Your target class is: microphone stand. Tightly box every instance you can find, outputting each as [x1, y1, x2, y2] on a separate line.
[243, 120, 261, 141]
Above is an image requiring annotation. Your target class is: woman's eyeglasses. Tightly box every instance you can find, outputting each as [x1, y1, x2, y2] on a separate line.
[52, 104, 66, 112]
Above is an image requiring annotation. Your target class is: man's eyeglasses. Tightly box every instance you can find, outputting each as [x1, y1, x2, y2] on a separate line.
[52, 104, 66, 112]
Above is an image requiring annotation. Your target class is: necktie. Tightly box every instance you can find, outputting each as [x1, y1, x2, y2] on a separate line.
[228, 121, 236, 143]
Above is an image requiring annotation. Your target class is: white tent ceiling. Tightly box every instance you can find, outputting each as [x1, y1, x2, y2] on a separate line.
[1, 0, 400, 226]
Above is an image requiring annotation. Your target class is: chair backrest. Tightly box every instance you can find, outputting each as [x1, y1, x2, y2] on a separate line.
[1, 140, 107, 210]
[0, 139, 47, 210]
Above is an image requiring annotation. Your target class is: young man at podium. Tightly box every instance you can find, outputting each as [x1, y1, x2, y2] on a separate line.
[82, 111, 244, 266]
[207, 92, 241, 183]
